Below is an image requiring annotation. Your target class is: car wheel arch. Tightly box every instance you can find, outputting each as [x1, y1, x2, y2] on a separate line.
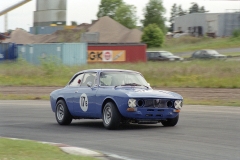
[56, 97, 66, 108]
[101, 98, 120, 115]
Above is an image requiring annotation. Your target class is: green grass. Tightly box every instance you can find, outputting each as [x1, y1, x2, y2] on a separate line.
[1, 59, 240, 88]
[0, 138, 97, 160]
[1, 59, 240, 106]
[148, 36, 240, 53]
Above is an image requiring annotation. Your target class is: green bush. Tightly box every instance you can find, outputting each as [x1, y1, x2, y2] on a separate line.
[232, 29, 240, 38]
[141, 24, 164, 48]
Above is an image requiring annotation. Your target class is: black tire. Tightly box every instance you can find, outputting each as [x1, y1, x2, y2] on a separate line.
[102, 102, 121, 130]
[55, 100, 72, 125]
[161, 115, 179, 127]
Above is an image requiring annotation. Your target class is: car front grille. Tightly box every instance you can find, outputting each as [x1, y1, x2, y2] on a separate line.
[138, 99, 172, 108]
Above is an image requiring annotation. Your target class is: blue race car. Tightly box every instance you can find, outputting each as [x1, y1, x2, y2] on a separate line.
[50, 69, 183, 129]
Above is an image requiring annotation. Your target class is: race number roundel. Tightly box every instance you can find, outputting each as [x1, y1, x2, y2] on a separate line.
[80, 93, 88, 112]
[103, 50, 113, 61]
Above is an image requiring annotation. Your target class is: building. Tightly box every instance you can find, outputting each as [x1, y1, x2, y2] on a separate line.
[174, 12, 240, 37]
[30, 0, 67, 34]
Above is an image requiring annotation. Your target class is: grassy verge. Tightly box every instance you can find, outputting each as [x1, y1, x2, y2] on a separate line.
[148, 36, 240, 53]
[0, 138, 96, 160]
[1, 60, 240, 106]
[1, 59, 240, 88]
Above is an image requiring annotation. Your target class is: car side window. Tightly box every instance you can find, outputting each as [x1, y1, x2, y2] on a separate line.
[81, 72, 97, 87]
[69, 74, 84, 87]
[150, 52, 155, 58]
[154, 52, 160, 57]
[202, 51, 207, 55]
[99, 72, 112, 86]
[193, 51, 201, 57]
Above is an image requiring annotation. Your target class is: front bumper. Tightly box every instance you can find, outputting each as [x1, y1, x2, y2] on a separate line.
[123, 107, 180, 121]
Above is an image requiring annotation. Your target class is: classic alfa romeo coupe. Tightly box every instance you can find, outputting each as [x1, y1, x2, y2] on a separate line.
[50, 69, 183, 129]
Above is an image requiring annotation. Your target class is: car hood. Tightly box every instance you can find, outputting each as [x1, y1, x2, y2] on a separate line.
[115, 87, 183, 99]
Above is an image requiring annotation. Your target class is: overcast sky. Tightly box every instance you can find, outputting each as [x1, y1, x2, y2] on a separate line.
[0, 0, 240, 32]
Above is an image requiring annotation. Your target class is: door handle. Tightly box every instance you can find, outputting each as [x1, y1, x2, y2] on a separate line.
[75, 91, 78, 93]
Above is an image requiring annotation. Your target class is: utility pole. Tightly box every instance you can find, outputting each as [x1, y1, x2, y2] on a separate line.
[5, 13, 8, 32]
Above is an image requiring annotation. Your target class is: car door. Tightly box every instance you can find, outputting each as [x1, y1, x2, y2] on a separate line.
[154, 52, 163, 61]
[73, 72, 98, 118]
[159, 52, 169, 61]
[63, 73, 84, 116]
[158, 52, 167, 61]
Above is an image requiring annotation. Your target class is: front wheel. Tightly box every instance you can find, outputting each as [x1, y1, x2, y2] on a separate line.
[55, 100, 72, 125]
[102, 102, 121, 130]
[161, 115, 179, 127]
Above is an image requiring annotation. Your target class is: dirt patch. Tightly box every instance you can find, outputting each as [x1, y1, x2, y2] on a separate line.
[1, 86, 240, 102]
[0, 86, 58, 97]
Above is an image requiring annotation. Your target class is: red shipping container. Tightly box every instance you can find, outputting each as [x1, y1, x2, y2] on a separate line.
[88, 43, 146, 63]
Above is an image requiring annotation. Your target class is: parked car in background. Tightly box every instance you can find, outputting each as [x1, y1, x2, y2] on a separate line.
[191, 49, 227, 59]
[50, 69, 183, 130]
[146, 51, 184, 61]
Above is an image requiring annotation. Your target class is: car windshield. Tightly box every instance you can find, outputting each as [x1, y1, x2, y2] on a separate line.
[161, 52, 173, 56]
[100, 71, 149, 87]
[207, 50, 220, 55]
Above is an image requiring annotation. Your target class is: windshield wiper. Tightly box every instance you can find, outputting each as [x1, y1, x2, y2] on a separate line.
[120, 83, 149, 89]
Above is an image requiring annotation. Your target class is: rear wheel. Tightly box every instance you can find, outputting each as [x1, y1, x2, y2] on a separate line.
[161, 115, 179, 127]
[102, 102, 121, 130]
[55, 100, 72, 125]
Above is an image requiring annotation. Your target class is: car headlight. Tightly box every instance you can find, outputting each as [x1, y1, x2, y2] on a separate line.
[174, 100, 183, 109]
[128, 99, 136, 108]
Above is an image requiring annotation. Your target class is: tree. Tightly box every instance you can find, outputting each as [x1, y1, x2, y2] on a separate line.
[97, 0, 123, 19]
[169, 3, 178, 32]
[178, 5, 187, 16]
[141, 24, 164, 48]
[189, 3, 208, 14]
[114, 4, 137, 29]
[199, 6, 207, 13]
[189, 2, 199, 14]
[142, 0, 166, 33]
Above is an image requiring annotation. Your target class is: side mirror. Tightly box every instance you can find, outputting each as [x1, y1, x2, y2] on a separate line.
[87, 82, 92, 87]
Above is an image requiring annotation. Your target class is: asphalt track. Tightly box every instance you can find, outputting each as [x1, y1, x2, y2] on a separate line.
[0, 100, 240, 160]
